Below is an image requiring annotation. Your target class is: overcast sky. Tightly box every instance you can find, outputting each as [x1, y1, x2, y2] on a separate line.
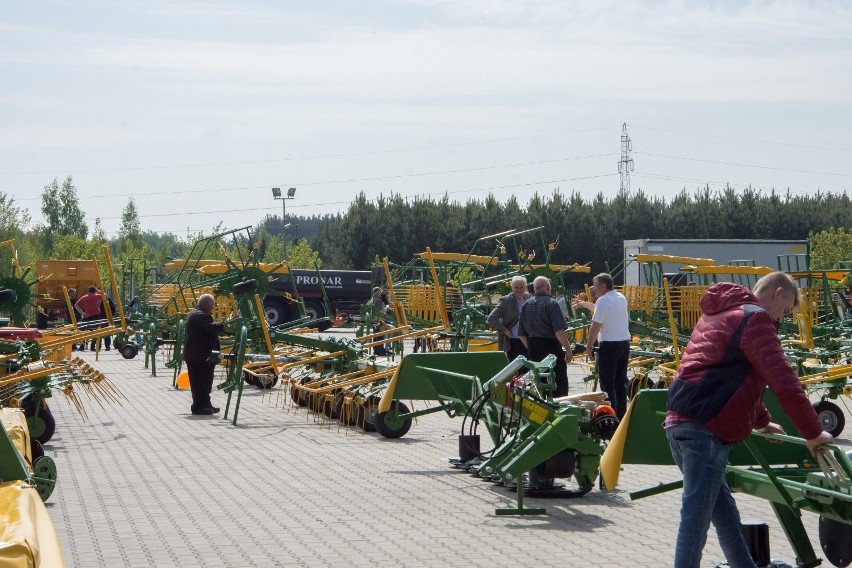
[1, 0, 850, 239]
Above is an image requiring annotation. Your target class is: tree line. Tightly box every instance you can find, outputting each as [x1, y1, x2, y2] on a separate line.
[0, 177, 850, 296]
[312, 187, 852, 275]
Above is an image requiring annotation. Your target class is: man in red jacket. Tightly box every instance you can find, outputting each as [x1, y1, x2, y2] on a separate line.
[664, 271, 833, 568]
[75, 285, 103, 351]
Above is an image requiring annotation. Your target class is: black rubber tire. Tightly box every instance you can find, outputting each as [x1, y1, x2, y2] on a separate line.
[30, 440, 45, 462]
[305, 299, 333, 331]
[291, 377, 311, 406]
[303, 300, 325, 321]
[820, 514, 852, 567]
[232, 279, 258, 296]
[264, 298, 288, 326]
[338, 395, 359, 426]
[255, 374, 278, 390]
[528, 463, 556, 490]
[120, 343, 139, 359]
[374, 401, 413, 439]
[321, 390, 340, 418]
[330, 392, 346, 420]
[25, 404, 56, 445]
[242, 370, 259, 387]
[814, 400, 845, 437]
[627, 375, 654, 400]
[359, 398, 380, 433]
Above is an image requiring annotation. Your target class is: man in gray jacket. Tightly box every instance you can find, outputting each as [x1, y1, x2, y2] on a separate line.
[487, 276, 530, 361]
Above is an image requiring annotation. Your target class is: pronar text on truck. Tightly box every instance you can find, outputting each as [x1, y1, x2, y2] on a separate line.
[263, 269, 374, 330]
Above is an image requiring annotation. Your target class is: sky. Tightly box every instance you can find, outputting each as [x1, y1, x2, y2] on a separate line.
[1, 0, 850, 239]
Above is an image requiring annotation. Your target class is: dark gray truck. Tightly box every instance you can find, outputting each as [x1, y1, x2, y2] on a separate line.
[262, 269, 374, 330]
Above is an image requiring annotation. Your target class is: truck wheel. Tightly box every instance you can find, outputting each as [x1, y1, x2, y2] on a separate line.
[304, 300, 332, 331]
[264, 298, 288, 326]
[304, 300, 325, 321]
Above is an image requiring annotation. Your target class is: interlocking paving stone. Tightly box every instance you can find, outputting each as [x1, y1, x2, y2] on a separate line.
[43, 342, 852, 567]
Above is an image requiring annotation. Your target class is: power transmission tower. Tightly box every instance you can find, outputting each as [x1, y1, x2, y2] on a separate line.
[618, 122, 634, 193]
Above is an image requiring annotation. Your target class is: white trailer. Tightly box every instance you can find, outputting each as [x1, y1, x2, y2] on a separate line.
[623, 239, 809, 285]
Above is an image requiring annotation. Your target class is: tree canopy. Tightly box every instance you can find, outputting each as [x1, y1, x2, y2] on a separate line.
[9, 177, 852, 298]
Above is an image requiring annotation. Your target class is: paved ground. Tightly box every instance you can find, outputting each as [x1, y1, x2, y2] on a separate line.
[43, 336, 851, 568]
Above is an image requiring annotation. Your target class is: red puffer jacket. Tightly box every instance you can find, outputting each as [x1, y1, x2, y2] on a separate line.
[666, 282, 822, 445]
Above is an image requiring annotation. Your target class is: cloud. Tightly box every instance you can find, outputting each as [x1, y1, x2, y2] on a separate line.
[66, 16, 850, 105]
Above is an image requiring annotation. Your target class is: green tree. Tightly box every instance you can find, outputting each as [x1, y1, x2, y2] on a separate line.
[0, 191, 30, 240]
[262, 234, 286, 263]
[286, 238, 322, 269]
[41, 176, 87, 241]
[92, 218, 107, 244]
[810, 228, 852, 270]
[52, 234, 99, 260]
[118, 198, 142, 251]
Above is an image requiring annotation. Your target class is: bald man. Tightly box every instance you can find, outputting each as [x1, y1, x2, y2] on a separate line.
[183, 294, 225, 415]
[518, 276, 573, 396]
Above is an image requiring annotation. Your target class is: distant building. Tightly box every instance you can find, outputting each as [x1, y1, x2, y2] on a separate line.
[623, 239, 809, 286]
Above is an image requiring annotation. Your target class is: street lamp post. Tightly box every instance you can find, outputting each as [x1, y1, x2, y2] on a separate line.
[272, 187, 297, 257]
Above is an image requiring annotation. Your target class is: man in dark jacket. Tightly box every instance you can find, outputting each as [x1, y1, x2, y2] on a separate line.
[664, 272, 833, 568]
[183, 294, 225, 415]
[487, 275, 530, 361]
[98, 293, 118, 351]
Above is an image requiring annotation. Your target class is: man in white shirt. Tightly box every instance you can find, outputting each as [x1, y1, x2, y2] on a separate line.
[584, 273, 631, 418]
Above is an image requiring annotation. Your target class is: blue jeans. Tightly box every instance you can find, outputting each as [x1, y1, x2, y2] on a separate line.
[666, 422, 756, 568]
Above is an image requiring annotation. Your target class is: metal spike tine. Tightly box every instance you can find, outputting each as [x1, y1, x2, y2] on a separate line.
[83, 384, 107, 410]
[102, 378, 127, 402]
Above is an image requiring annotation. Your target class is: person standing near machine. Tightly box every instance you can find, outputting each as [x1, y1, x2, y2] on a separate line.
[183, 294, 225, 416]
[75, 285, 103, 351]
[581, 273, 631, 419]
[487, 275, 530, 361]
[665, 272, 833, 567]
[518, 276, 573, 396]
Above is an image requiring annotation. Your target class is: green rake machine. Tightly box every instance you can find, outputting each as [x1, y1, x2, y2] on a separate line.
[603, 389, 852, 567]
[373, 351, 619, 514]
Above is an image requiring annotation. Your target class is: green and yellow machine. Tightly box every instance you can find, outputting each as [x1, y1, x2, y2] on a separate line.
[603, 390, 852, 567]
[374, 351, 619, 514]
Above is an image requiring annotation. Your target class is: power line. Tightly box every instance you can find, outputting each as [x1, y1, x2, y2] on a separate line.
[94, 173, 619, 221]
[633, 151, 852, 177]
[12, 152, 619, 202]
[631, 172, 839, 196]
[629, 124, 850, 153]
[0, 125, 621, 176]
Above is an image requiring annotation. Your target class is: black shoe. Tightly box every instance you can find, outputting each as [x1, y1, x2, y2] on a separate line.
[191, 407, 215, 415]
[105, 346, 110, 351]
[207, 406, 220, 413]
